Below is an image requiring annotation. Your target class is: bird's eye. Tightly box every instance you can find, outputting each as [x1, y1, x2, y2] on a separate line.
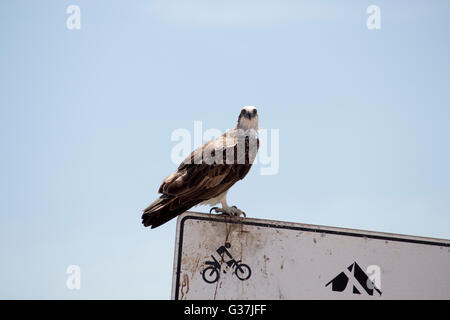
[241, 109, 246, 115]
[253, 109, 257, 115]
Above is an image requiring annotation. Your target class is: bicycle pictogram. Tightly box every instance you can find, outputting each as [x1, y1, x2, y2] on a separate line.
[202, 242, 251, 284]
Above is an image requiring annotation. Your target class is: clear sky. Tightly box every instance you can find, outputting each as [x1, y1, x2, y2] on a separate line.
[1, 0, 449, 299]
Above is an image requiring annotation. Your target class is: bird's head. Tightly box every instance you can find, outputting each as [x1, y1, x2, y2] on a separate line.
[237, 106, 259, 131]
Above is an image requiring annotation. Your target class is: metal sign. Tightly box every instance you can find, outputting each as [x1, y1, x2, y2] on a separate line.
[172, 212, 450, 299]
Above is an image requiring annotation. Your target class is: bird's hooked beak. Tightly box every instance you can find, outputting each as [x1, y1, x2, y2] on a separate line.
[241, 107, 257, 120]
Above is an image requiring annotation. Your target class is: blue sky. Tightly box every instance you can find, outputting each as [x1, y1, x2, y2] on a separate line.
[0, 0, 449, 299]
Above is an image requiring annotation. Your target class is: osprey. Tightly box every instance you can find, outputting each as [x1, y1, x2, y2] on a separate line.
[142, 106, 259, 228]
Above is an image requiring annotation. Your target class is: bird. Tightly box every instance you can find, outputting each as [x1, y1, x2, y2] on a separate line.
[142, 106, 259, 229]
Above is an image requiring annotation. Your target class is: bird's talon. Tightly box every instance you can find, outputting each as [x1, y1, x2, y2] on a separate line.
[209, 207, 218, 214]
[210, 205, 246, 217]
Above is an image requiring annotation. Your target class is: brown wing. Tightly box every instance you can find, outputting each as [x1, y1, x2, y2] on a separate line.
[158, 131, 258, 201]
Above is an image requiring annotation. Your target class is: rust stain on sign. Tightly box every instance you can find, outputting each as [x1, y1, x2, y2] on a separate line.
[180, 273, 190, 300]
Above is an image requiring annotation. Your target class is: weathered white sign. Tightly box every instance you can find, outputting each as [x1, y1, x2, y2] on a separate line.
[172, 212, 450, 299]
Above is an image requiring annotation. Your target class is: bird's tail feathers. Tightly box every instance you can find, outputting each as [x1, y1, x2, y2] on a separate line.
[142, 196, 196, 229]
